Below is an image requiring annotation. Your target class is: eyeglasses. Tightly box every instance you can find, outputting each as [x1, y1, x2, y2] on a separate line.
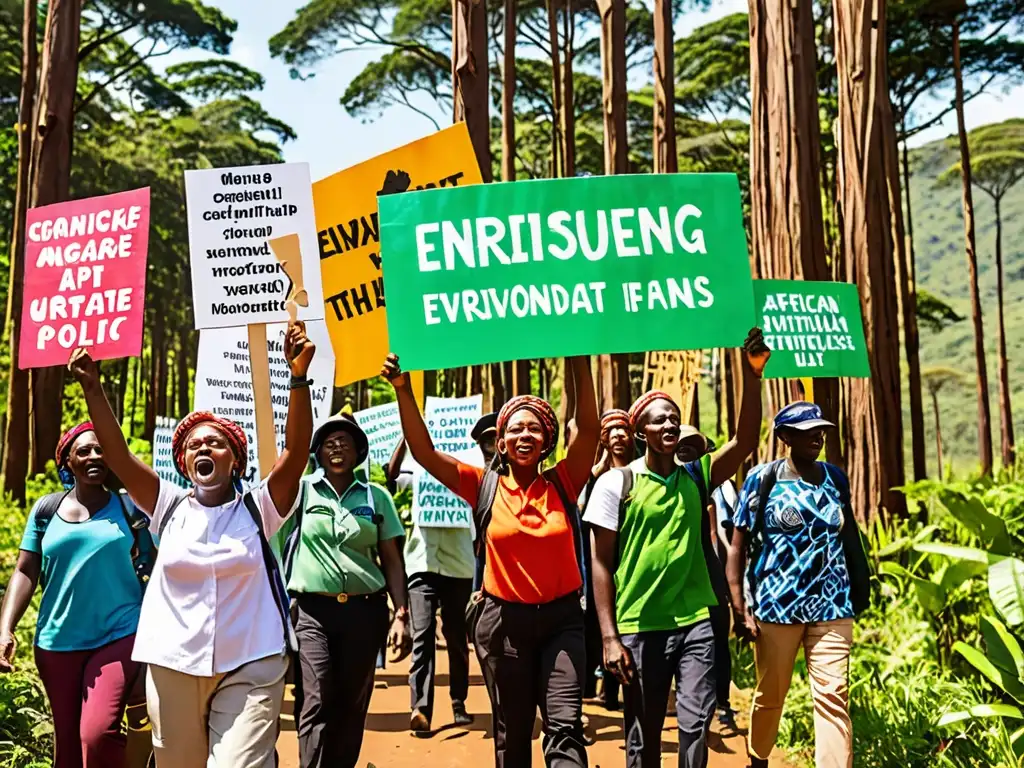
[321, 437, 353, 451]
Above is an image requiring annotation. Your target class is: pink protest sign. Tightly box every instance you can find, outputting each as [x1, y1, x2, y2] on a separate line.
[19, 188, 150, 369]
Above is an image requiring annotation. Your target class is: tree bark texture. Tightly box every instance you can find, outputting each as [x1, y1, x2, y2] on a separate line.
[2, 0, 38, 501]
[993, 197, 1015, 469]
[748, 0, 840, 465]
[545, 0, 562, 177]
[951, 17, 993, 477]
[833, 0, 907, 519]
[28, 0, 83, 475]
[597, 0, 629, 410]
[561, 4, 575, 178]
[931, 388, 943, 477]
[501, 0, 516, 183]
[177, 327, 192, 418]
[453, 0, 492, 182]
[653, 0, 676, 175]
[899, 136, 927, 480]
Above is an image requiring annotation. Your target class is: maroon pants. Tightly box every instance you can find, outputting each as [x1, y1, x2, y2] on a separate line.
[35, 633, 141, 768]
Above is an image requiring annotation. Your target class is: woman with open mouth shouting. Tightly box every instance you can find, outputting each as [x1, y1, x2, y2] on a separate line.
[382, 353, 599, 768]
[273, 412, 411, 768]
[68, 320, 316, 768]
[0, 422, 148, 768]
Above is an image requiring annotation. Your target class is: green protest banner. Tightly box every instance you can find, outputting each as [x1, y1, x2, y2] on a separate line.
[754, 279, 870, 379]
[378, 174, 754, 370]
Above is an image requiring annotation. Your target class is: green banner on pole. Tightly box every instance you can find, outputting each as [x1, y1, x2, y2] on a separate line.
[378, 174, 755, 370]
[753, 279, 870, 379]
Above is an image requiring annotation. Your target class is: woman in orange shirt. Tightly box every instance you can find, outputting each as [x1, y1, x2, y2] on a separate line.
[382, 354, 599, 768]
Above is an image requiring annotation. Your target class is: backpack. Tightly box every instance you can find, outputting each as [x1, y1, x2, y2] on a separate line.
[466, 467, 587, 637]
[750, 459, 871, 615]
[612, 456, 727, 597]
[33, 490, 157, 594]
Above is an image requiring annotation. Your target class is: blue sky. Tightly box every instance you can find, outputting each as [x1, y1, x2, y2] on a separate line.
[201, 0, 1024, 180]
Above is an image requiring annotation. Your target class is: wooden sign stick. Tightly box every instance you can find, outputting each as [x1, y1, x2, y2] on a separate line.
[247, 233, 309, 480]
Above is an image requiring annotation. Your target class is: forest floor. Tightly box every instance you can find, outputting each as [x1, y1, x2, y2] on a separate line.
[275, 644, 795, 768]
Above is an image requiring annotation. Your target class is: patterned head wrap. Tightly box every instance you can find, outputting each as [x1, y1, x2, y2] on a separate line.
[496, 395, 559, 459]
[55, 422, 96, 470]
[628, 390, 679, 429]
[600, 409, 631, 444]
[172, 411, 248, 480]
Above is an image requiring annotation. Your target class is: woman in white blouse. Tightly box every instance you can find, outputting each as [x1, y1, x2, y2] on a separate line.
[68, 321, 316, 768]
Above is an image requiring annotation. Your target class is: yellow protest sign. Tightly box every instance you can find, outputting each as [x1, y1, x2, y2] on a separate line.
[313, 123, 484, 386]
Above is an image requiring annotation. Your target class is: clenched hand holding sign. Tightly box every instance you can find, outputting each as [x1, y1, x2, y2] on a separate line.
[378, 174, 755, 370]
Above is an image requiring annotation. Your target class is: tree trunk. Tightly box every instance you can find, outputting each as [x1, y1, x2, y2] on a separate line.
[653, 0, 676, 175]
[558, 358, 576, 448]
[993, 197, 1015, 469]
[561, 4, 575, 177]
[490, 363, 505, 410]
[501, 0, 516, 183]
[115, 356, 129, 424]
[952, 17, 993, 477]
[452, 0, 492, 182]
[515, 359, 531, 396]
[748, 0, 840, 465]
[833, 0, 907, 519]
[177, 327, 192, 418]
[545, 0, 562, 177]
[2, 0, 38, 501]
[899, 133, 927, 480]
[597, 0, 629, 410]
[28, 0, 83, 475]
[931, 389, 944, 478]
[130, 355, 140, 437]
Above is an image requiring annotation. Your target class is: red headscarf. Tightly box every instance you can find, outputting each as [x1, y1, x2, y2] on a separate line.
[171, 411, 248, 479]
[55, 422, 95, 469]
[628, 390, 678, 429]
[496, 395, 559, 459]
[600, 409, 631, 444]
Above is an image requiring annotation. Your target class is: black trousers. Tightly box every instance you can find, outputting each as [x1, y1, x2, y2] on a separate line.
[621, 620, 717, 768]
[475, 592, 589, 768]
[293, 592, 389, 768]
[408, 573, 472, 722]
[708, 601, 732, 708]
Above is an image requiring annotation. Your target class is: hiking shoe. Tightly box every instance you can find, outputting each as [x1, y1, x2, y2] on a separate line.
[717, 705, 739, 732]
[410, 710, 430, 733]
[452, 702, 474, 727]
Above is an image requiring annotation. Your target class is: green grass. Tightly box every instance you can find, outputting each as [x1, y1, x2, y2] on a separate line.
[907, 136, 1024, 476]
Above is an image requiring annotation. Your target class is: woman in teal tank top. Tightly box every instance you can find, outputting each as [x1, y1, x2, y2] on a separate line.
[0, 422, 144, 768]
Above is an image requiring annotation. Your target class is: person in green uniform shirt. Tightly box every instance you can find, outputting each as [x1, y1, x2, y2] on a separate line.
[585, 328, 769, 768]
[275, 416, 412, 768]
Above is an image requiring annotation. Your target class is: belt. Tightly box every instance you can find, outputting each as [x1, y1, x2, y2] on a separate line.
[305, 590, 386, 604]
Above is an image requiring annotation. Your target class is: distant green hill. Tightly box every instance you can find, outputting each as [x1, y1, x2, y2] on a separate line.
[907, 135, 1024, 476]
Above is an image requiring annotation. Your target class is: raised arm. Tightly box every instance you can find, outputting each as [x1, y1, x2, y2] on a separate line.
[69, 349, 160, 515]
[267, 321, 316, 517]
[563, 356, 600, 491]
[385, 439, 408, 486]
[381, 354, 461, 493]
[710, 328, 770, 490]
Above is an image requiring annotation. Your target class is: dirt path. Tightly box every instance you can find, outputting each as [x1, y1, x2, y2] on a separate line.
[276, 647, 793, 768]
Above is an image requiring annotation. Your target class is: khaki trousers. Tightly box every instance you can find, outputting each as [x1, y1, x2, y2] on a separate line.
[749, 619, 853, 768]
[146, 653, 287, 768]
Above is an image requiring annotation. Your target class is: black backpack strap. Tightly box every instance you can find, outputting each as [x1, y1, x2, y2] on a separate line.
[754, 459, 784, 541]
[32, 491, 71, 541]
[471, 469, 500, 591]
[242, 492, 299, 653]
[158, 493, 192, 538]
[615, 467, 635, 533]
[823, 463, 872, 615]
[548, 469, 586, 589]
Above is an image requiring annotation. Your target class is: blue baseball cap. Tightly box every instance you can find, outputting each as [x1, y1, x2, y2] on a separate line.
[773, 401, 836, 432]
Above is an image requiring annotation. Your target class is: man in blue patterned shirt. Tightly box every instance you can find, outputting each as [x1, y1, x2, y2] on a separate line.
[724, 402, 861, 768]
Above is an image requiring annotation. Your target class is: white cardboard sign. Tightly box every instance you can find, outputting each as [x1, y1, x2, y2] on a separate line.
[412, 395, 483, 529]
[193, 320, 335, 486]
[185, 162, 325, 329]
[353, 402, 403, 469]
[152, 416, 189, 489]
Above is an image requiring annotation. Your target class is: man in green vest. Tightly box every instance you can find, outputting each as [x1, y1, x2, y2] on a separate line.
[585, 328, 769, 768]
